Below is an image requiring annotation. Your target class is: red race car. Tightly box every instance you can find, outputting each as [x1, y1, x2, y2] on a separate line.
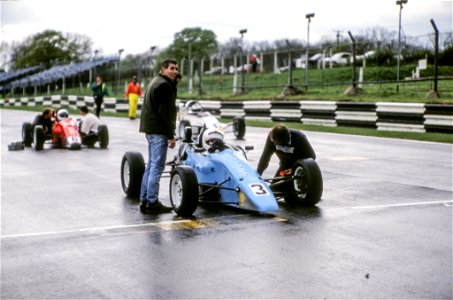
[22, 109, 109, 151]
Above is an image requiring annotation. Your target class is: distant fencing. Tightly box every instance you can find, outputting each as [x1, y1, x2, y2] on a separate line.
[1, 96, 451, 134]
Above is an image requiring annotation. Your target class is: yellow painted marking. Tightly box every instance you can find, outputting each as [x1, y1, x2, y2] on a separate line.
[156, 219, 217, 231]
[272, 217, 289, 222]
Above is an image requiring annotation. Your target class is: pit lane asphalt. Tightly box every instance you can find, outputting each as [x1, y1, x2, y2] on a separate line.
[1, 109, 452, 299]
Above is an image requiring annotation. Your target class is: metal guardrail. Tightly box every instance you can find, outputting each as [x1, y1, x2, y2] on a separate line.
[1, 96, 451, 133]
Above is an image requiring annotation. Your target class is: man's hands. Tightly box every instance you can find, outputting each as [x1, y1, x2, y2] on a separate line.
[168, 138, 176, 149]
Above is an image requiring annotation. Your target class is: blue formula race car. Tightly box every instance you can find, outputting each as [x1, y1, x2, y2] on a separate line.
[120, 126, 278, 217]
[120, 127, 323, 217]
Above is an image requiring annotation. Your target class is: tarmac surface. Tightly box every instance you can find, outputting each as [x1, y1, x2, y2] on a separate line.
[1, 109, 452, 299]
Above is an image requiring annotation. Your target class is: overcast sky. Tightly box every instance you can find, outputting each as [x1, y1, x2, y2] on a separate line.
[1, 0, 452, 56]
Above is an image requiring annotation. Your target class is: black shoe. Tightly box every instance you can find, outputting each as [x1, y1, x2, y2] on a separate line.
[147, 200, 173, 213]
[139, 201, 148, 213]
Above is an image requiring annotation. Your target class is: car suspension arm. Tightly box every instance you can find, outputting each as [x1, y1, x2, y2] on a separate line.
[199, 178, 240, 193]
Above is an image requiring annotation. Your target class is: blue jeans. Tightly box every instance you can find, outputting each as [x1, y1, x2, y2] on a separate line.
[140, 134, 168, 203]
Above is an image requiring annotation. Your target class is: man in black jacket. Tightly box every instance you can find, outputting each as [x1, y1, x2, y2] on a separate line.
[32, 108, 54, 138]
[139, 58, 178, 213]
[257, 124, 316, 176]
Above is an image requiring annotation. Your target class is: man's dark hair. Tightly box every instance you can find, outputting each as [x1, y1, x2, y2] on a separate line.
[270, 124, 290, 145]
[42, 108, 53, 117]
[80, 106, 89, 114]
[161, 58, 178, 68]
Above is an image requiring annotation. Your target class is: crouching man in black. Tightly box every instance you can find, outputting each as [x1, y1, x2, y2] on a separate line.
[32, 108, 54, 140]
[257, 124, 316, 177]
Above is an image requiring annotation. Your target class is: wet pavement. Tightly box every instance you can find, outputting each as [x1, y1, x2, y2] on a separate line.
[1, 109, 452, 299]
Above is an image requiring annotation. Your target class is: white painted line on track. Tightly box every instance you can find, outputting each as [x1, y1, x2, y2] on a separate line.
[0, 219, 191, 239]
[1, 214, 284, 240]
[351, 200, 453, 210]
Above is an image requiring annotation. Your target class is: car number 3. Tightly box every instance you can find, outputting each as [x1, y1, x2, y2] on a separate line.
[249, 183, 268, 196]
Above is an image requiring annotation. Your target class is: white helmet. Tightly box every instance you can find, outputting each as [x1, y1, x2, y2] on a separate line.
[202, 128, 224, 151]
[57, 109, 69, 121]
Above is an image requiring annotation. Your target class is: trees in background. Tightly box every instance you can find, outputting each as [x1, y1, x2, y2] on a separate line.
[8, 30, 92, 69]
[3, 26, 452, 74]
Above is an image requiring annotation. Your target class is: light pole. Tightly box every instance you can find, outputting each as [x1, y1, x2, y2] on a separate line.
[430, 19, 440, 98]
[92, 49, 99, 82]
[239, 28, 247, 93]
[305, 13, 314, 90]
[116, 48, 124, 95]
[187, 40, 193, 94]
[149, 46, 156, 78]
[185, 36, 200, 94]
[396, 0, 407, 92]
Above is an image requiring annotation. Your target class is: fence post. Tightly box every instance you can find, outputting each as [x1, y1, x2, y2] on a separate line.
[260, 52, 264, 73]
[429, 19, 440, 98]
[273, 51, 279, 74]
[232, 55, 238, 94]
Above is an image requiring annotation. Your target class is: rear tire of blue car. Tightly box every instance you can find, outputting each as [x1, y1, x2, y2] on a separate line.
[170, 166, 199, 217]
[284, 159, 323, 206]
[121, 152, 145, 198]
[98, 124, 109, 149]
[33, 125, 45, 151]
[233, 117, 246, 139]
[22, 122, 33, 147]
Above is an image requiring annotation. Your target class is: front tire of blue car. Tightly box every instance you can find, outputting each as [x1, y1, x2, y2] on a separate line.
[170, 166, 199, 217]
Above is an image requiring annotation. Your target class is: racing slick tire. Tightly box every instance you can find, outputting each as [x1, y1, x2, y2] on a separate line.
[33, 125, 45, 151]
[233, 117, 246, 139]
[284, 158, 323, 206]
[98, 124, 109, 149]
[121, 152, 145, 198]
[22, 122, 33, 147]
[170, 165, 199, 217]
[178, 120, 191, 140]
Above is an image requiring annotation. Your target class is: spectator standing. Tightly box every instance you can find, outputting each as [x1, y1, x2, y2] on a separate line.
[91, 76, 109, 118]
[139, 58, 179, 214]
[125, 75, 143, 119]
[250, 54, 260, 72]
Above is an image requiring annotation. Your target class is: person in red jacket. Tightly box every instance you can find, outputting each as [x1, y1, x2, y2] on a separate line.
[125, 75, 143, 119]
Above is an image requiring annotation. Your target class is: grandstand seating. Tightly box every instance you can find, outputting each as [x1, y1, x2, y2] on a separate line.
[1, 55, 118, 92]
